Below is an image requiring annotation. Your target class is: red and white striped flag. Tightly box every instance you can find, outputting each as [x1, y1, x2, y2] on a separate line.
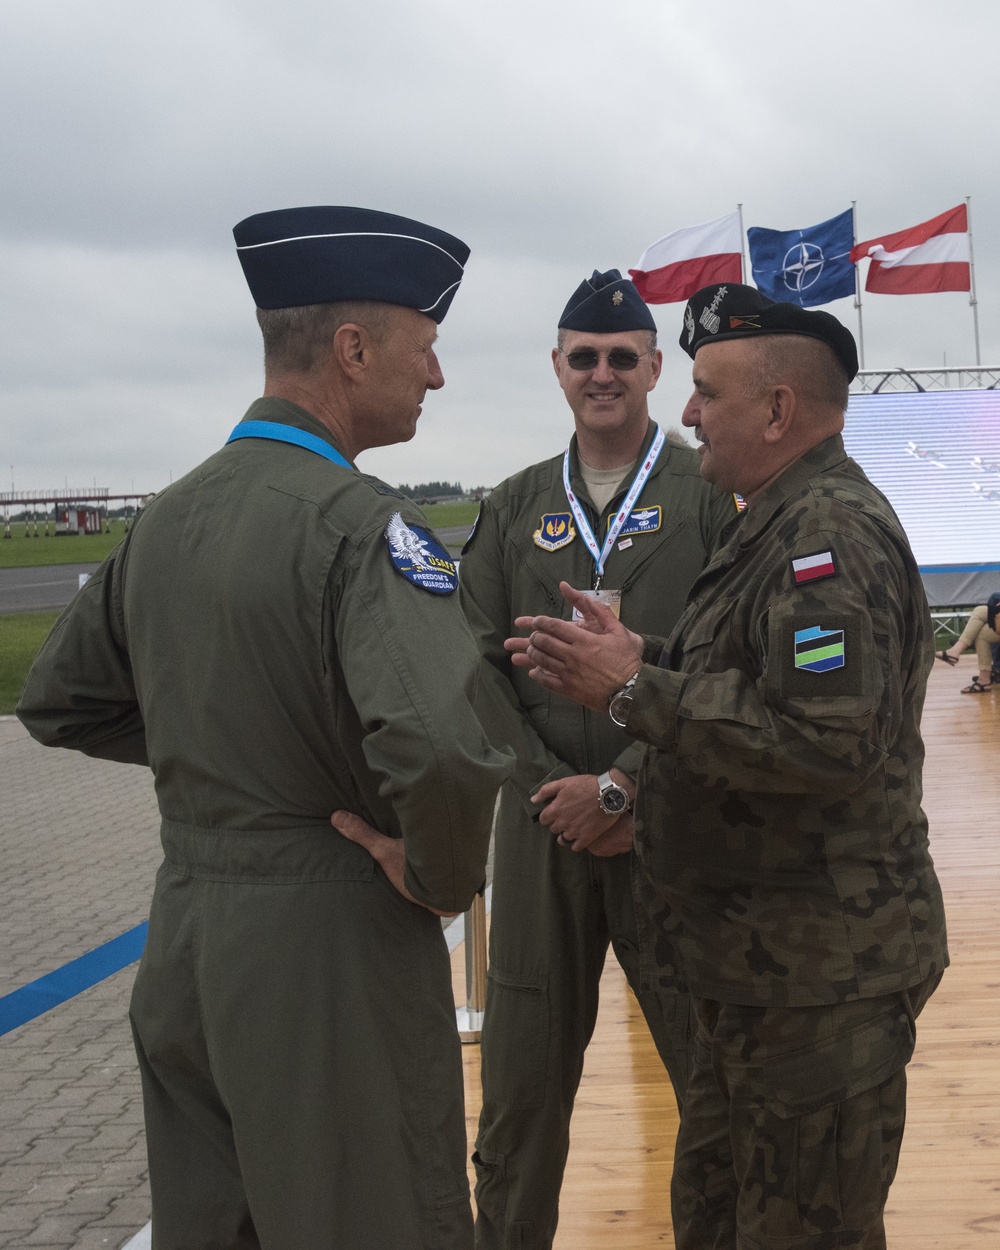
[629, 212, 743, 304]
[850, 204, 970, 295]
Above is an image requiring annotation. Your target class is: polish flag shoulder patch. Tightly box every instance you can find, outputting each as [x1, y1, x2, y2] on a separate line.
[791, 550, 837, 585]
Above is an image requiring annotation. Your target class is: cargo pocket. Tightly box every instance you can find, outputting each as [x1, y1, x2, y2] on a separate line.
[735, 1007, 915, 1244]
[480, 968, 549, 1109]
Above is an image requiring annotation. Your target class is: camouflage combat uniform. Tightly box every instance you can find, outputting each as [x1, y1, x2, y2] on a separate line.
[17, 398, 512, 1250]
[459, 422, 735, 1250]
[622, 434, 948, 1249]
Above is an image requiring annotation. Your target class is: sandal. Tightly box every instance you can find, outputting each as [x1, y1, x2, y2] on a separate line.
[935, 650, 958, 666]
[961, 680, 992, 694]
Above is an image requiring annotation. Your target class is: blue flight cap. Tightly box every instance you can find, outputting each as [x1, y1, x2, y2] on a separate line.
[558, 269, 656, 333]
[233, 206, 470, 323]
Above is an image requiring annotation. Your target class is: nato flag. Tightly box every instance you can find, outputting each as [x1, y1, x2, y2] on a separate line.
[748, 209, 855, 307]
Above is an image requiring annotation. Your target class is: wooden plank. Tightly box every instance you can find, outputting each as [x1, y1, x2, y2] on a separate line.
[453, 655, 1000, 1247]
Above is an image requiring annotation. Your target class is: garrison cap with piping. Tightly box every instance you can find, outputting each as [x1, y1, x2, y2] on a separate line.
[558, 269, 656, 334]
[233, 206, 470, 323]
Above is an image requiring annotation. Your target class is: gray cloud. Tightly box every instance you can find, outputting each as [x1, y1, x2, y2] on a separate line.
[2, 0, 998, 493]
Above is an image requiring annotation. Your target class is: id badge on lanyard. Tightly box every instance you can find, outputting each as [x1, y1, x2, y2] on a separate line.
[562, 426, 665, 620]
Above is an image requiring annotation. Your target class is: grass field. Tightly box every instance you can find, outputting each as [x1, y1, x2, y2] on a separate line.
[0, 611, 60, 714]
[421, 500, 480, 528]
[0, 522, 127, 569]
[0, 504, 476, 570]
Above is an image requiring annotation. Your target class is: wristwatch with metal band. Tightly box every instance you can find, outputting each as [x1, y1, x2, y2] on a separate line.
[597, 771, 631, 816]
[608, 672, 638, 729]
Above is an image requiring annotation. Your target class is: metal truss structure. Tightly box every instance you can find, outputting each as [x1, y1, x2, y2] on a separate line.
[851, 366, 1000, 394]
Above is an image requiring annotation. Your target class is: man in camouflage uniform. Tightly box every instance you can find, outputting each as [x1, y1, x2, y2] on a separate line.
[17, 207, 512, 1250]
[460, 269, 735, 1249]
[506, 284, 948, 1250]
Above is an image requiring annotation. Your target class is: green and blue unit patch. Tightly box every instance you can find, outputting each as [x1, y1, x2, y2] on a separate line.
[794, 626, 845, 673]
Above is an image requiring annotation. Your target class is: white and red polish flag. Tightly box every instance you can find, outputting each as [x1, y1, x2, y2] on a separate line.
[850, 204, 970, 295]
[629, 212, 743, 304]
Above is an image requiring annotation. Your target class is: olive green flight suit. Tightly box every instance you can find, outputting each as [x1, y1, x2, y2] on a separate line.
[459, 423, 735, 1250]
[621, 435, 949, 1249]
[17, 398, 513, 1250]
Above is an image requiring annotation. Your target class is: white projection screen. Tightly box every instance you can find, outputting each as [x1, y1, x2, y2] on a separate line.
[842, 389, 1000, 603]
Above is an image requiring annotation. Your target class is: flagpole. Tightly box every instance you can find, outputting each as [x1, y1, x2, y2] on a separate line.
[851, 200, 865, 370]
[966, 194, 981, 367]
[737, 203, 747, 282]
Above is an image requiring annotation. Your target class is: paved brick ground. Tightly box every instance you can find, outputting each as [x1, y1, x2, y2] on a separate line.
[1, 716, 489, 1248]
[0, 718, 160, 1250]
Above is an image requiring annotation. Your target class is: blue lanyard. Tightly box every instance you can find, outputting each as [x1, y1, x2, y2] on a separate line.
[226, 420, 354, 469]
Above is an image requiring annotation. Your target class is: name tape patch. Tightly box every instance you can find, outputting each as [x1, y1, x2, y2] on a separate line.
[607, 505, 662, 537]
[385, 512, 458, 594]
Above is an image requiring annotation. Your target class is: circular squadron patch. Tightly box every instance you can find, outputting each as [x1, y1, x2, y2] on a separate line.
[385, 512, 458, 594]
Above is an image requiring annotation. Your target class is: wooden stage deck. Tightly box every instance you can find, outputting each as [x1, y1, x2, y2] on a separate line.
[452, 654, 1000, 1248]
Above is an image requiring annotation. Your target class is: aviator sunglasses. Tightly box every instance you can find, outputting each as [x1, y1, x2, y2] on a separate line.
[561, 348, 649, 372]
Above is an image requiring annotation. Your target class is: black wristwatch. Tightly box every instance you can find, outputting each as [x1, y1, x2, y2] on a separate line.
[608, 673, 638, 729]
[597, 771, 631, 816]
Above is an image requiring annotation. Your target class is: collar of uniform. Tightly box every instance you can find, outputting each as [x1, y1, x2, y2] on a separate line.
[237, 396, 356, 467]
[729, 433, 848, 550]
[567, 419, 663, 510]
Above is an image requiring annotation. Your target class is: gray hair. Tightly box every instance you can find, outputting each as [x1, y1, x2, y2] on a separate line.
[256, 301, 390, 373]
[740, 335, 850, 413]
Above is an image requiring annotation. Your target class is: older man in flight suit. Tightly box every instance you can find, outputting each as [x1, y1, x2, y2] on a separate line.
[459, 269, 735, 1249]
[507, 284, 948, 1250]
[17, 206, 512, 1250]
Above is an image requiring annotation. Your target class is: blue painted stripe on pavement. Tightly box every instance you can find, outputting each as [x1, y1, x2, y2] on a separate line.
[0, 922, 147, 1037]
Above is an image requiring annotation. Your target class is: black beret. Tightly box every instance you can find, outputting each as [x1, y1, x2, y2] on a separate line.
[559, 269, 656, 333]
[679, 282, 858, 381]
[233, 206, 470, 323]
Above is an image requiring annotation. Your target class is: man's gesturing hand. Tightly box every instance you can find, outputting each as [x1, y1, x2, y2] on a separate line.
[504, 581, 644, 712]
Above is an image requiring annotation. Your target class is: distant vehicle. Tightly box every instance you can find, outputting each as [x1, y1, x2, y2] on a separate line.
[55, 505, 103, 535]
[970, 455, 1000, 476]
[905, 442, 947, 469]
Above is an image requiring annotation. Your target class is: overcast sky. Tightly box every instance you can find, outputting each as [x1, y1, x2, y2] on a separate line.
[2, 0, 998, 497]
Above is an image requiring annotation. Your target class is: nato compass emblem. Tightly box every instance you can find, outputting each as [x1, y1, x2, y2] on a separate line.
[699, 286, 728, 334]
[385, 512, 458, 594]
[781, 242, 826, 296]
[533, 513, 576, 552]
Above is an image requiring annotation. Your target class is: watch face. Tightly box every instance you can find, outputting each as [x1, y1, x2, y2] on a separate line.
[600, 786, 629, 815]
[609, 693, 632, 728]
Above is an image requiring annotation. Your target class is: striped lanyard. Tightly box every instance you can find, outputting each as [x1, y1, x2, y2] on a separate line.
[562, 425, 666, 584]
[226, 420, 354, 468]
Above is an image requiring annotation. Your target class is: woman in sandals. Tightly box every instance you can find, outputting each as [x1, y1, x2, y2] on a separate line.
[936, 592, 1000, 693]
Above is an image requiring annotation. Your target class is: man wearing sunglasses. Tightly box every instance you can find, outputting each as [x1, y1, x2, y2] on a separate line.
[460, 269, 736, 1249]
[506, 284, 948, 1250]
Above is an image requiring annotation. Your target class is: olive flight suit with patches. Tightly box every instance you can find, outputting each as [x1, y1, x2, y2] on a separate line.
[621, 434, 948, 1250]
[459, 422, 735, 1250]
[17, 398, 512, 1250]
